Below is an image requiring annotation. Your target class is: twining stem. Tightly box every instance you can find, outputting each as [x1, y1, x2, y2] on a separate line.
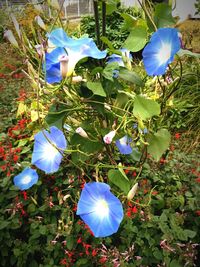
[138, 0, 157, 31]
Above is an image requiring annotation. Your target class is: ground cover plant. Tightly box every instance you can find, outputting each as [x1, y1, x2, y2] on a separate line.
[0, 0, 200, 266]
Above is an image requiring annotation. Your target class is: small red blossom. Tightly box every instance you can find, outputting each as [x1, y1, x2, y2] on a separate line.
[72, 205, 77, 212]
[152, 190, 158, 196]
[77, 237, 82, 244]
[124, 169, 130, 175]
[195, 178, 200, 183]
[49, 201, 54, 208]
[21, 191, 28, 200]
[132, 206, 138, 213]
[175, 132, 181, 139]
[143, 189, 148, 194]
[60, 258, 67, 265]
[92, 249, 98, 257]
[80, 182, 85, 189]
[132, 171, 137, 177]
[13, 154, 19, 163]
[160, 157, 167, 164]
[99, 257, 107, 264]
[196, 210, 200, 216]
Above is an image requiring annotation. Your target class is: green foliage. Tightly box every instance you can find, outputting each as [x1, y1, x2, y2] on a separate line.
[154, 3, 176, 28]
[123, 25, 148, 52]
[80, 6, 143, 49]
[0, 1, 200, 266]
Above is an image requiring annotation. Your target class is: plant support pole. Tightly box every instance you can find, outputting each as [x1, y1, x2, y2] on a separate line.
[102, 0, 106, 49]
[93, 0, 101, 47]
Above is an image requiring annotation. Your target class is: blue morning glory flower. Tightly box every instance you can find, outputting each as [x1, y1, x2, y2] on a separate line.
[142, 28, 181, 76]
[77, 182, 124, 238]
[115, 135, 132, 155]
[14, 167, 38, 190]
[107, 48, 132, 67]
[31, 126, 67, 174]
[45, 28, 107, 83]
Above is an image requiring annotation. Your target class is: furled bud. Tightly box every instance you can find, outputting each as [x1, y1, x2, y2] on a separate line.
[75, 127, 88, 138]
[103, 130, 116, 144]
[4, 30, 18, 48]
[127, 183, 138, 200]
[59, 55, 69, 78]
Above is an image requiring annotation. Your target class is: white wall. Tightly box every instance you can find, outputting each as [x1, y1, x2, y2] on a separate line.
[172, 0, 200, 22]
[121, 0, 140, 7]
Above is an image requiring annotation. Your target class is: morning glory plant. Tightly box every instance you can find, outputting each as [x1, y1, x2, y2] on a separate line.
[142, 28, 181, 76]
[76, 182, 124, 238]
[45, 28, 107, 83]
[13, 167, 38, 190]
[31, 126, 67, 174]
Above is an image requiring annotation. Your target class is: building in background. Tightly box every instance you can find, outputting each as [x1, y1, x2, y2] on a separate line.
[172, 0, 200, 22]
[1, 0, 200, 21]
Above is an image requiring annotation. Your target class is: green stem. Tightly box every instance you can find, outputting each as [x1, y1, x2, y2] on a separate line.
[138, 0, 157, 31]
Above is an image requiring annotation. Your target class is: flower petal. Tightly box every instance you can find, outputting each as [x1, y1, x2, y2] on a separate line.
[14, 167, 38, 190]
[45, 63, 62, 84]
[76, 182, 123, 237]
[107, 48, 132, 67]
[142, 28, 181, 76]
[31, 126, 67, 174]
[47, 28, 71, 47]
[115, 135, 132, 155]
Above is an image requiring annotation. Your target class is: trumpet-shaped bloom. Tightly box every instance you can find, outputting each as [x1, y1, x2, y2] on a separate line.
[142, 28, 181, 76]
[107, 48, 132, 67]
[31, 126, 67, 174]
[115, 135, 132, 155]
[14, 167, 38, 190]
[45, 28, 107, 83]
[103, 130, 116, 144]
[77, 182, 124, 237]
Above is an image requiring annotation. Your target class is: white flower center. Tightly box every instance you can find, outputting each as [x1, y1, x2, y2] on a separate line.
[119, 136, 128, 145]
[42, 143, 58, 160]
[157, 42, 171, 65]
[95, 199, 109, 219]
[21, 175, 32, 184]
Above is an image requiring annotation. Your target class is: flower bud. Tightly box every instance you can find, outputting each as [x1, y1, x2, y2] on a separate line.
[75, 127, 88, 138]
[4, 30, 18, 48]
[35, 44, 44, 57]
[59, 55, 69, 78]
[72, 76, 86, 83]
[35, 15, 46, 30]
[103, 130, 116, 144]
[127, 183, 138, 200]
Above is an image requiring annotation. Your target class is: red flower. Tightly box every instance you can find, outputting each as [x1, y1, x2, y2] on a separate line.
[196, 210, 200, 216]
[99, 257, 107, 264]
[175, 133, 181, 139]
[60, 258, 67, 265]
[132, 171, 137, 177]
[152, 190, 158, 195]
[126, 210, 132, 217]
[124, 169, 130, 175]
[195, 178, 200, 183]
[77, 237, 82, 244]
[92, 249, 98, 257]
[132, 206, 138, 213]
[21, 191, 28, 200]
[160, 157, 167, 164]
[13, 154, 19, 163]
